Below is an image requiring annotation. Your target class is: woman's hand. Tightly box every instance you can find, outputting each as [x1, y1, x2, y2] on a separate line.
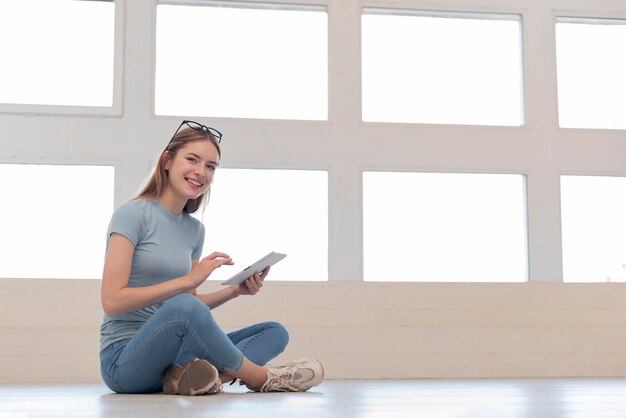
[194, 266, 269, 309]
[235, 266, 270, 296]
[186, 252, 233, 289]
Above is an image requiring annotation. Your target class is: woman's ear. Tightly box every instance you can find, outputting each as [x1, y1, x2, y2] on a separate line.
[163, 150, 172, 171]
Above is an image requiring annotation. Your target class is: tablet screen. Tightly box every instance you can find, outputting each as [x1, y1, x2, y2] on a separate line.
[221, 252, 287, 285]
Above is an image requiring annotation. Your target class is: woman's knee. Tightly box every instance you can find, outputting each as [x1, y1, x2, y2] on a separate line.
[266, 321, 289, 350]
[160, 293, 208, 318]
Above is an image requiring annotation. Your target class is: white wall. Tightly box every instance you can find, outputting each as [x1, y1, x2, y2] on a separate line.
[1, 0, 626, 383]
[4, 279, 626, 383]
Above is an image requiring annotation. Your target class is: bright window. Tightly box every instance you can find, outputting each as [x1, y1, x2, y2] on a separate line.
[363, 172, 528, 282]
[0, 164, 114, 279]
[196, 168, 328, 281]
[362, 9, 523, 126]
[561, 175, 626, 282]
[0, 0, 115, 107]
[155, 2, 327, 120]
[556, 17, 626, 130]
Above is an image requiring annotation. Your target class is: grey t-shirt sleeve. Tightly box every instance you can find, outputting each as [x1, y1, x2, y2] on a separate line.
[192, 222, 205, 260]
[108, 200, 144, 247]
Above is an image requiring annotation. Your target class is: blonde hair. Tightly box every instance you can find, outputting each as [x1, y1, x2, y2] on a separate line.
[136, 126, 222, 214]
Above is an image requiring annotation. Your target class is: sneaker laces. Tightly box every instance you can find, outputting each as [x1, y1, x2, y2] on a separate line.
[259, 364, 307, 392]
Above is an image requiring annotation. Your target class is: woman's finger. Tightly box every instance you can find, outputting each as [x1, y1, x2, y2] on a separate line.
[205, 252, 231, 261]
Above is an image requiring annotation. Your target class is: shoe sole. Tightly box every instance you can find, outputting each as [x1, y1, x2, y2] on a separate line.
[167, 359, 221, 396]
[180, 359, 220, 396]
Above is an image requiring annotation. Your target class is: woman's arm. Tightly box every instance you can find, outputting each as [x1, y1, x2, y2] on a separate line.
[101, 233, 232, 315]
[193, 285, 240, 310]
[193, 264, 269, 309]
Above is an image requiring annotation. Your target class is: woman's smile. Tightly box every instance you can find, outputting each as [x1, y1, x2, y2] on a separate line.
[185, 177, 204, 190]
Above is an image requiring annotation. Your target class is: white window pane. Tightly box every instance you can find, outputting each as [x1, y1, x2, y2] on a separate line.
[362, 10, 523, 126]
[0, 0, 115, 107]
[0, 165, 114, 279]
[155, 3, 327, 120]
[556, 18, 626, 130]
[561, 176, 626, 282]
[363, 172, 527, 282]
[196, 169, 328, 281]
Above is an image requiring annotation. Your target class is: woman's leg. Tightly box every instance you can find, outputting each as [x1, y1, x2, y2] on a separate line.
[220, 322, 290, 387]
[176, 321, 289, 367]
[227, 321, 289, 365]
[100, 293, 245, 393]
[100, 293, 320, 394]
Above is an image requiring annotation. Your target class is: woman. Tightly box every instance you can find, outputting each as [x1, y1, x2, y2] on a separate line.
[99, 120, 324, 395]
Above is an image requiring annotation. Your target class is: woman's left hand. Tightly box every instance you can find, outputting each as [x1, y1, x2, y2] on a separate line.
[236, 266, 270, 296]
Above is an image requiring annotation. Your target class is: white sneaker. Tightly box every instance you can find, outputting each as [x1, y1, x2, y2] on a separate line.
[163, 358, 223, 396]
[256, 358, 324, 392]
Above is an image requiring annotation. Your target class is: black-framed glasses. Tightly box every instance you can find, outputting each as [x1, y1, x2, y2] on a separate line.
[169, 120, 222, 146]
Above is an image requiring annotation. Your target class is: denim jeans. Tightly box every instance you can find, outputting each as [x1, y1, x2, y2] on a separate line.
[100, 293, 289, 393]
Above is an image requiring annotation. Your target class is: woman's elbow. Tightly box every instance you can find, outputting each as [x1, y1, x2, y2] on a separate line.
[101, 303, 115, 316]
[101, 297, 121, 316]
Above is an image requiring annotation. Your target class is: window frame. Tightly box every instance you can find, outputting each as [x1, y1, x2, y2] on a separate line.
[197, 164, 331, 281]
[560, 172, 626, 283]
[0, 160, 116, 279]
[554, 12, 626, 132]
[361, 168, 530, 283]
[152, 0, 329, 122]
[0, 0, 125, 117]
[360, 6, 526, 128]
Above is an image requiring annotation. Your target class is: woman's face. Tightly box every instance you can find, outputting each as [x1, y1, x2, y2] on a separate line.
[165, 140, 220, 202]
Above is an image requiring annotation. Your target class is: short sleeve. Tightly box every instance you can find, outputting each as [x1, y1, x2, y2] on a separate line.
[108, 200, 144, 247]
[192, 222, 205, 260]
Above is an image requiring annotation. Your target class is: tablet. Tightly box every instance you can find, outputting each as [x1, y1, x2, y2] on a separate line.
[221, 252, 287, 285]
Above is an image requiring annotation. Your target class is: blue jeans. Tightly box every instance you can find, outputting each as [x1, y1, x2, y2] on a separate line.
[100, 293, 289, 393]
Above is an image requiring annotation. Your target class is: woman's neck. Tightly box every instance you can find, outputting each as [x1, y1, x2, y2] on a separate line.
[157, 189, 186, 215]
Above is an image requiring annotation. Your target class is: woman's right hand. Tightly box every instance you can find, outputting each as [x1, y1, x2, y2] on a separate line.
[186, 252, 234, 289]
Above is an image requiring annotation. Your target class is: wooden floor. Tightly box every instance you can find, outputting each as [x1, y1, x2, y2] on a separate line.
[2, 379, 626, 418]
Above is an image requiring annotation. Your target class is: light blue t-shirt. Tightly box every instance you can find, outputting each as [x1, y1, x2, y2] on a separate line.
[99, 198, 205, 352]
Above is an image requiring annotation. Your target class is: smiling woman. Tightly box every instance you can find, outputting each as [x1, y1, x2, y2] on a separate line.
[98, 119, 324, 396]
[136, 120, 222, 215]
